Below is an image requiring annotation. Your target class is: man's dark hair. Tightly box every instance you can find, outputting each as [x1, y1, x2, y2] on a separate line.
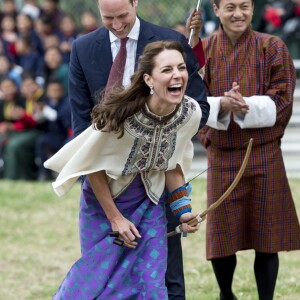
[47, 77, 64, 87]
[212, 0, 254, 8]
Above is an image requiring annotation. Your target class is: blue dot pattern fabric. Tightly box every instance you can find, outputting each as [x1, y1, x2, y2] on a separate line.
[53, 175, 168, 299]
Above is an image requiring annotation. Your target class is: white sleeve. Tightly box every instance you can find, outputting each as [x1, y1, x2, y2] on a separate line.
[206, 97, 231, 130]
[42, 105, 58, 121]
[233, 96, 276, 129]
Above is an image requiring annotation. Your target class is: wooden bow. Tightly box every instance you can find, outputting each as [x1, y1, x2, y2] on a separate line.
[167, 138, 253, 237]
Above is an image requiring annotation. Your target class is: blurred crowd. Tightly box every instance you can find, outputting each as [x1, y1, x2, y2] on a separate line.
[0, 0, 299, 182]
[0, 0, 100, 181]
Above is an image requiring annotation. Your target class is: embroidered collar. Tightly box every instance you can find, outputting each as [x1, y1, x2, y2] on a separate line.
[142, 102, 181, 124]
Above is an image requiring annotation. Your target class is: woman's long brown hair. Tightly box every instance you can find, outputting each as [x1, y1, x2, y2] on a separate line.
[91, 40, 186, 138]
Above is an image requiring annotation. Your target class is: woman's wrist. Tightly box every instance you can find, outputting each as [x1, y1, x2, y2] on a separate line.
[166, 184, 192, 219]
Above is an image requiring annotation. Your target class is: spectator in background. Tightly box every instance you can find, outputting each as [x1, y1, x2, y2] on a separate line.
[172, 22, 187, 36]
[43, 47, 68, 95]
[282, 0, 300, 58]
[16, 13, 44, 57]
[0, 53, 22, 88]
[251, 0, 268, 31]
[58, 15, 79, 63]
[42, 33, 60, 50]
[0, 0, 18, 23]
[80, 11, 99, 34]
[34, 14, 60, 49]
[0, 77, 20, 174]
[263, 0, 294, 36]
[20, 72, 46, 114]
[0, 77, 24, 138]
[0, 76, 43, 180]
[40, 0, 65, 31]
[0, 15, 18, 45]
[0, 15, 18, 59]
[14, 35, 44, 86]
[20, 0, 41, 20]
[200, 0, 220, 37]
[35, 79, 71, 181]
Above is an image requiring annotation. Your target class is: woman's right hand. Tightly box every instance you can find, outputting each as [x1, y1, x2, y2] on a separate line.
[109, 216, 141, 249]
[179, 212, 201, 233]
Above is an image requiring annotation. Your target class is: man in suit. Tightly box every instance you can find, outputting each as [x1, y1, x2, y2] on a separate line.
[68, 0, 209, 299]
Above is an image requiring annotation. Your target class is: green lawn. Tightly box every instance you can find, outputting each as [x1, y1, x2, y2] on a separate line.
[0, 179, 299, 300]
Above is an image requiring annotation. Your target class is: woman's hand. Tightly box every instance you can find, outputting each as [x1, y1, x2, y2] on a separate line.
[179, 212, 200, 233]
[87, 171, 141, 249]
[109, 216, 141, 249]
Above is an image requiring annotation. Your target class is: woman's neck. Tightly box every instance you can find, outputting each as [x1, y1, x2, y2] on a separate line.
[146, 98, 177, 117]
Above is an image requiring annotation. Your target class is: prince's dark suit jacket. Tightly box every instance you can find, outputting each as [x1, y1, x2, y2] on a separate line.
[69, 17, 209, 137]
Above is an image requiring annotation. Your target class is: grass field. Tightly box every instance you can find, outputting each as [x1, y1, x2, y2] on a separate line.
[0, 179, 299, 300]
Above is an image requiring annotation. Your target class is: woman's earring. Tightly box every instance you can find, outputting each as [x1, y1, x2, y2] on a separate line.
[149, 86, 154, 95]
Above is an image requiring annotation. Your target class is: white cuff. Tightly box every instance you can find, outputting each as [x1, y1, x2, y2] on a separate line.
[233, 96, 276, 128]
[206, 97, 231, 130]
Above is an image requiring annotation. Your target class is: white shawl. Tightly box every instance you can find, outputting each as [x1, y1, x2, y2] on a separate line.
[44, 96, 202, 204]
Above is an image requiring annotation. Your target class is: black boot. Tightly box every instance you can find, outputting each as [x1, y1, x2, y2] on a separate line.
[220, 292, 237, 300]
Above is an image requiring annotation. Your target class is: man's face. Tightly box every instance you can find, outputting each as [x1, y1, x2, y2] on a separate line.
[98, 0, 138, 39]
[214, 0, 254, 42]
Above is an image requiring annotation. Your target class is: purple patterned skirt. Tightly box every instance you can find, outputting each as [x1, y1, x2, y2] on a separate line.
[53, 175, 168, 299]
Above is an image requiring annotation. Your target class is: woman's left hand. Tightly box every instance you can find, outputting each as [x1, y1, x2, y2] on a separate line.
[179, 212, 200, 233]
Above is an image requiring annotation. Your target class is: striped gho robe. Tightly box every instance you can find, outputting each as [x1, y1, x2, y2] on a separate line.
[200, 26, 300, 259]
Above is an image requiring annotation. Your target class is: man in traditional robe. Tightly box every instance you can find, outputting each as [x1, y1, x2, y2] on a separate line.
[189, 0, 300, 299]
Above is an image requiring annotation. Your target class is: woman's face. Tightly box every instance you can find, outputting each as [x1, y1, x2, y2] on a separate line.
[144, 49, 188, 114]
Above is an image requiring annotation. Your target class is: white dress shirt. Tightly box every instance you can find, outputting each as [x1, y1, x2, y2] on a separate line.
[109, 17, 140, 87]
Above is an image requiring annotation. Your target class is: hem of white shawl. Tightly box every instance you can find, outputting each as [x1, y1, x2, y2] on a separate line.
[140, 172, 161, 205]
[51, 169, 129, 198]
[51, 170, 164, 206]
[51, 169, 110, 197]
[109, 173, 138, 200]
